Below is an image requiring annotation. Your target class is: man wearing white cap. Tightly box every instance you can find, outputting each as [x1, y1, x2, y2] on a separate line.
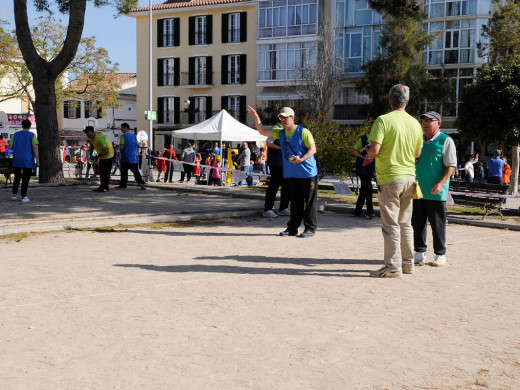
[247, 105, 318, 238]
[412, 111, 457, 268]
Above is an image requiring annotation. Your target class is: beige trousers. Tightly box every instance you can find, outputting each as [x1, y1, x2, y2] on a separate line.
[378, 176, 415, 270]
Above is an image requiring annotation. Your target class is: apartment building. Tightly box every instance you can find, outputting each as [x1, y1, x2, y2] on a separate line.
[129, 0, 256, 148]
[333, 0, 495, 126]
[255, 0, 326, 125]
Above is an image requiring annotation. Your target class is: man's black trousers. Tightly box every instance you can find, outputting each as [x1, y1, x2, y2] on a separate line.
[13, 167, 32, 197]
[355, 175, 374, 215]
[287, 176, 318, 233]
[98, 158, 113, 190]
[264, 166, 289, 212]
[120, 162, 144, 187]
[411, 198, 447, 255]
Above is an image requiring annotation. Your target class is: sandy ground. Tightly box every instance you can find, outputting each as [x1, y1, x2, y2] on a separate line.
[1, 213, 519, 390]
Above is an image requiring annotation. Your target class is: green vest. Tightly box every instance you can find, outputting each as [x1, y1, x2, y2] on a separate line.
[416, 132, 450, 201]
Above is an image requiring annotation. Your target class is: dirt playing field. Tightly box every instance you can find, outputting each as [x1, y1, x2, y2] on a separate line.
[1, 213, 519, 389]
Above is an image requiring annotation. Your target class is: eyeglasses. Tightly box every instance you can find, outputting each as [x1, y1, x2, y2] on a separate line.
[421, 118, 439, 124]
[278, 116, 293, 121]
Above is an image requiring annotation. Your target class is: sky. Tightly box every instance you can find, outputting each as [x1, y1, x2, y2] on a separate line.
[3, 0, 152, 73]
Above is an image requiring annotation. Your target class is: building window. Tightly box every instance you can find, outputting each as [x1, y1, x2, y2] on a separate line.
[84, 101, 101, 119]
[221, 54, 246, 85]
[157, 18, 180, 47]
[157, 57, 180, 86]
[258, 42, 316, 81]
[259, 0, 318, 38]
[187, 96, 212, 123]
[157, 96, 180, 124]
[222, 12, 246, 43]
[189, 56, 213, 85]
[189, 15, 213, 45]
[222, 95, 246, 122]
[64, 100, 81, 119]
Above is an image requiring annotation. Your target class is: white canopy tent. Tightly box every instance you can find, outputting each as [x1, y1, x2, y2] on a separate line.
[172, 110, 267, 185]
[172, 109, 266, 143]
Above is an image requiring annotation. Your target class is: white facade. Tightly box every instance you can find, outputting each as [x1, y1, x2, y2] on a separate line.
[60, 74, 137, 145]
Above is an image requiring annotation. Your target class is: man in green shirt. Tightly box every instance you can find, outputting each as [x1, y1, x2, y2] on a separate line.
[84, 126, 114, 192]
[366, 84, 423, 278]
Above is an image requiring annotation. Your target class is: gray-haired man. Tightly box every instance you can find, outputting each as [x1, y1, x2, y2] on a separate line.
[366, 84, 423, 278]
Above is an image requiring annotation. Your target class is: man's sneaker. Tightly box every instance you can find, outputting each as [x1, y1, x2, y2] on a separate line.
[431, 254, 446, 267]
[93, 188, 108, 192]
[279, 229, 297, 237]
[366, 212, 376, 219]
[299, 229, 314, 238]
[115, 185, 127, 189]
[277, 208, 291, 216]
[262, 209, 278, 218]
[11, 194, 18, 201]
[370, 266, 402, 278]
[414, 251, 426, 266]
[140, 184, 146, 190]
[402, 262, 414, 274]
[21, 197, 30, 203]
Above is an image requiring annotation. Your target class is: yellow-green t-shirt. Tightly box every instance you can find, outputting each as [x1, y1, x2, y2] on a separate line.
[368, 110, 423, 185]
[89, 133, 114, 160]
[272, 125, 315, 147]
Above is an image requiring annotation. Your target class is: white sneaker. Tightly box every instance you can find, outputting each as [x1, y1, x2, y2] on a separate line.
[431, 254, 446, 267]
[277, 208, 291, 216]
[21, 197, 30, 203]
[262, 209, 278, 218]
[11, 194, 18, 201]
[414, 252, 426, 266]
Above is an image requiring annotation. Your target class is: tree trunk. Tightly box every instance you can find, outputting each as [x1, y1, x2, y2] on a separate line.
[14, 0, 86, 183]
[511, 145, 519, 196]
[33, 73, 64, 183]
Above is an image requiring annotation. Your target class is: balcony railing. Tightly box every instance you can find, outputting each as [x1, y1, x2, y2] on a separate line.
[333, 104, 370, 121]
[181, 72, 214, 87]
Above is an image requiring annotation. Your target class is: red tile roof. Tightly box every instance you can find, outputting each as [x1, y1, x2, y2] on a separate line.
[131, 0, 251, 12]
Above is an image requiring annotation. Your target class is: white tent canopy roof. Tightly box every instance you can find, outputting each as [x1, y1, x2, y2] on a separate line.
[172, 110, 267, 142]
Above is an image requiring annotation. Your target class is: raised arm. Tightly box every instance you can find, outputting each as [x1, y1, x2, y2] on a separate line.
[247, 105, 273, 138]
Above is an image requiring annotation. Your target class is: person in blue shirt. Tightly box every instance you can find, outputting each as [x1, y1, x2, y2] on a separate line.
[486, 150, 505, 184]
[10, 119, 39, 202]
[116, 123, 146, 190]
[248, 105, 318, 238]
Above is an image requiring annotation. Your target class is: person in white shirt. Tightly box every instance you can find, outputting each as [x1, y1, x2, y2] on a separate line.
[464, 153, 479, 183]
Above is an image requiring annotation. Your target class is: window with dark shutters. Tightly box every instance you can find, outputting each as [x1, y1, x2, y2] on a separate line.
[206, 96, 213, 118]
[174, 58, 180, 86]
[189, 57, 195, 85]
[221, 96, 228, 111]
[188, 97, 195, 124]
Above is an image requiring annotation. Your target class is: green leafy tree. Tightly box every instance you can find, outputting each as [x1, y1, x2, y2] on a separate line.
[357, 0, 450, 117]
[0, 17, 121, 112]
[12, 0, 136, 184]
[478, 0, 520, 66]
[456, 63, 520, 194]
[302, 113, 369, 180]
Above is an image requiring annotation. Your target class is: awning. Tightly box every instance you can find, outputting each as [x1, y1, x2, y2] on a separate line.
[257, 91, 301, 101]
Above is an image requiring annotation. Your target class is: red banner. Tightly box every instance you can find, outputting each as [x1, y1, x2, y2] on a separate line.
[7, 113, 36, 126]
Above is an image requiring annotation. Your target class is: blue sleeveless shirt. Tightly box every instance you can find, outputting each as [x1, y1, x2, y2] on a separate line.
[120, 132, 139, 164]
[12, 130, 37, 169]
[279, 125, 318, 179]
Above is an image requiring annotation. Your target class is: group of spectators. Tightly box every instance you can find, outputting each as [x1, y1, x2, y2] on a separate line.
[463, 150, 511, 184]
